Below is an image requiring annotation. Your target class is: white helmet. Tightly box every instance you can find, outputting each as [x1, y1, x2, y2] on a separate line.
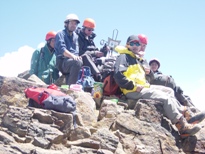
[64, 14, 80, 24]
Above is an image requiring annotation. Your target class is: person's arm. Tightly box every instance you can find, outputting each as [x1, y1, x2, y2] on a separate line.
[29, 50, 40, 75]
[146, 69, 155, 83]
[113, 54, 135, 90]
[55, 31, 81, 60]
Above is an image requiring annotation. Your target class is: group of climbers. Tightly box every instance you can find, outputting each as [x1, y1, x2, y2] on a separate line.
[29, 13, 205, 138]
[30, 14, 106, 85]
[113, 34, 205, 138]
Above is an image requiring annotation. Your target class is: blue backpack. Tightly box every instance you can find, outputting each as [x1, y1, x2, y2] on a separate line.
[76, 66, 95, 89]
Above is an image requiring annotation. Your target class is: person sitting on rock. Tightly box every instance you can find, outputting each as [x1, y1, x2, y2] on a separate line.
[54, 13, 82, 86]
[149, 58, 195, 108]
[113, 34, 205, 138]
[75, 18, 106, 81]
[30, 31, 59, 84]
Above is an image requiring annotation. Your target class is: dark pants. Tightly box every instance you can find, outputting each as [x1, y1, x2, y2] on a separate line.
[56, 58, 83, 86]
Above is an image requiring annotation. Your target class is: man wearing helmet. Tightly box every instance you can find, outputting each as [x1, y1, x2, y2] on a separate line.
[54, 14, 83, 85]
[75, 18, 104, 81]
[30, 31, 59, 84]
[113, 34, 205, 138]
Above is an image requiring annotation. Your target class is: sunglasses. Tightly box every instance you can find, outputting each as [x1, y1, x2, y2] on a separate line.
[86, 28, 94, 32]
[129, 42, 140, 47]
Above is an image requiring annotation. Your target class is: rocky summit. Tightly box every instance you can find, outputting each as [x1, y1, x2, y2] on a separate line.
[0, 75, 204, 154]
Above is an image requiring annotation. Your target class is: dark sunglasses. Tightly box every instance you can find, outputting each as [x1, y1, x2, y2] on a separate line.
[87, 28, 94, 32]
[129, 42, 140, 47]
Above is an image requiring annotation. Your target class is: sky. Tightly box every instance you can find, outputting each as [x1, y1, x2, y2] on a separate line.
[0, 0, 205, 110]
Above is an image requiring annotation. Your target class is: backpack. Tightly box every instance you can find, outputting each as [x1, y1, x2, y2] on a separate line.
[76, 66, 95, 89]
[24, 85, 77, 127]
[103, 72, 121, 96]
[97, 57, 116, 80]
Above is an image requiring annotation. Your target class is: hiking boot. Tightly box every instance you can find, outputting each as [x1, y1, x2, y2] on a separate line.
[175, 116, 201, 138]
[183, 107, 205, 124]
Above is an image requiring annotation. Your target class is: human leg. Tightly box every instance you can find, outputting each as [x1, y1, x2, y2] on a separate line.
[82, 54, 100, 75]
[150, 85, 175, 97]
[126, 88, 201, 137]
[62, 58, 83, 85]
[126, 88, 182, 123]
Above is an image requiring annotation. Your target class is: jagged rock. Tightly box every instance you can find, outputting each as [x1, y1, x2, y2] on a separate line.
[111, 110, 180, 154]
[0, 75, 205, 153]
[0, 131, 15, 144]
[98, 99, 124, 120]
[2, 106, 66, 147]
[32, 109, 54, 124]
[93, 117, 116, 130]
[90, 128, 119, 152]
[17, 70, 31, 80]
[134, 99, 164, 124]
[0, 75, 46, 107]
[2, 106, 33, 137]
[66, 90, 97, 126]
[69, 126, 91, 141]
[66, 138, 100, 149]
[13, 134, 31, 143]
[33, 136, 50, 148]
[27, 74, 46, 85]
[68, 145, 113, 154]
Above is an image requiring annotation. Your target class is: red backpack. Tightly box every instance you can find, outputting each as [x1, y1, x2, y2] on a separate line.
[24, 84, 77, 128]
[24, 85, 66, 105]
[103, 73, 122, 96]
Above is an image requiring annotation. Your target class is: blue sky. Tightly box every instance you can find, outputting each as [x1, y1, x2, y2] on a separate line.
[0, 0, 205, 110]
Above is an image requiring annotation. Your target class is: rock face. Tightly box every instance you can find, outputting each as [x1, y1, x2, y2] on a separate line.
[0, 75, 205, 154]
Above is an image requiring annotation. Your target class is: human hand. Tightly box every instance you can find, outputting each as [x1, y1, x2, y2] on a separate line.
[144, 67, 150, 74]
[95, 51, 104, 57]
[138, 51, 145, 58]
[71, 54, 81, 61]
[136, 85, 144, 92]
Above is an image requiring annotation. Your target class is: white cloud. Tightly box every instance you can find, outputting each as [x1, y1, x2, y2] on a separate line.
[0, 43, 44, 77]
[37, 42, 45, 48]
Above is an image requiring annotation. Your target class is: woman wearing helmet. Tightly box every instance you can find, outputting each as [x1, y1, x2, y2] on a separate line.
[149, 58, 196, 108]
[75, 18, 104, 81]
[30, 31, 59, 84]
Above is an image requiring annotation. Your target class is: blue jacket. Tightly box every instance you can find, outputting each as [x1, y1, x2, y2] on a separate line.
[54, 29, 79, 58]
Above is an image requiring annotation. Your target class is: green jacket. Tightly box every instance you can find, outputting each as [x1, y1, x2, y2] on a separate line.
[30, 44, 59, 84]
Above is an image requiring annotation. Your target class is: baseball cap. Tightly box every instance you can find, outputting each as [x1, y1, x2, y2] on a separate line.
[126, 35, 139, 44]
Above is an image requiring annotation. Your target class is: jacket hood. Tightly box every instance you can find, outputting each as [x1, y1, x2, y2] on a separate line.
[115, 46, 136, 58]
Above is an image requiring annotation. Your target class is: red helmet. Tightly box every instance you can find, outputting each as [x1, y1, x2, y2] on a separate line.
[83, 18, 96, 29]
[149, 58, 160, 68]
[45, 31, 57, 41]
[138, 34, 148, 45]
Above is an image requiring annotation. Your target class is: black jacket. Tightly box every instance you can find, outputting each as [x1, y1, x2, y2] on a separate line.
[76, 27, 98, 56]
